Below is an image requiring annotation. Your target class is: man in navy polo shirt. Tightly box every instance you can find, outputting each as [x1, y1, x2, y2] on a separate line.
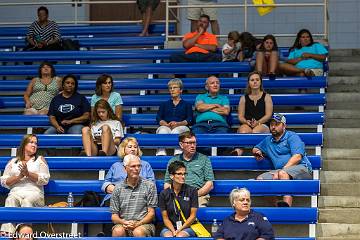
[252, 113, 312, 207]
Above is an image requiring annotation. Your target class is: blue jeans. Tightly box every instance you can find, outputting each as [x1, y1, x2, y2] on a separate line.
[44, 124, 84, 134]
[192, 120, 229, 155]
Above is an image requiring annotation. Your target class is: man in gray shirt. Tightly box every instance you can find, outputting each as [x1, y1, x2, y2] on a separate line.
[110, 154, 157, 237]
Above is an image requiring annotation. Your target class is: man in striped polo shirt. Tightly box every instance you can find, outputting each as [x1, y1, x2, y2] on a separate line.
[110, 154, 157, 237]
[164, 131, 215, 207]
[25, 6, 62, 51]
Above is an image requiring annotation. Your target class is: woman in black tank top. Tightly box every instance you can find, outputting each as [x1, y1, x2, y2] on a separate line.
[232, 71, 273, 156]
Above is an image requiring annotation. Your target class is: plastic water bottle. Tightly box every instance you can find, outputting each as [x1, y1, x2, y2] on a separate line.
[67, 192, 74, 207]
[211, 219, 218, 236]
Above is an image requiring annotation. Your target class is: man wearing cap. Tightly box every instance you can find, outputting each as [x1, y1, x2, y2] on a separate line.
[252, 113, 313, 207]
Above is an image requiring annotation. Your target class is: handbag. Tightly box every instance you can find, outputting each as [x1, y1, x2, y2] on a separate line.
[173, 198, 211, 237]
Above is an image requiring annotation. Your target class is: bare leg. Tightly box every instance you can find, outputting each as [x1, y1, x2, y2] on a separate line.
[101, 125, 116, 156]
[279, 63, 305, 76]
[255, 51, 265, 74]
[210, 20, 220, 35]
[268, 51, 279, 74]
[278, 170, 293, 206]
[140, 7, 152, 36]
[112, 225, 126, 237]
[82, 127, 98, 156]
[233, 124, 253, 155]
[132, 226, 148, 237]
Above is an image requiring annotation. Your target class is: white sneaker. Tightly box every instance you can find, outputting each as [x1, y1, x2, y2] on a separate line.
[174, 149, 183, 155]
[156, 149, 167, 156]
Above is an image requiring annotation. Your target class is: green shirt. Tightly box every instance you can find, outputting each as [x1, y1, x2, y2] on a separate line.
[164, 152, 215, 189]
[195, 92, 230, 124]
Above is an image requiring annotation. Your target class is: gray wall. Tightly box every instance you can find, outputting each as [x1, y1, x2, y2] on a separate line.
[0, 0, 358, 49]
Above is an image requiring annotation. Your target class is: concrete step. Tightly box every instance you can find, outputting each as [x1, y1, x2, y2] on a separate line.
[319, 196, 360, 208]
[321, 183, 360, 196]
[326, 102, 360, 110]
[320, 171, 360, 183]
[322, 148, 360, 159]
[319, 208, 360, 224]
[323, 128, 360, 148]
[330, 49, 360, 57]
[325, 119, 360, 128]
[329, 62, 360, 76]
[317, 223, 360, 238]
[325, 109, 360, 119]
[323, 160, 360, 171]
[327, 76, 360, 92]
[317, 237, 360, 240]
[326, 92, 360, 103]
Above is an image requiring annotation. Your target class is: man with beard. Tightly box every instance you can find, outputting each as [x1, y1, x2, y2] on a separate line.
[170, 14, 220, 63]
[252, 113, 313, 207]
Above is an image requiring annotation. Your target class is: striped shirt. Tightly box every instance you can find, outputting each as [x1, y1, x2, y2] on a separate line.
[110, 178, 157, 221]
[26, 20, 61, 44]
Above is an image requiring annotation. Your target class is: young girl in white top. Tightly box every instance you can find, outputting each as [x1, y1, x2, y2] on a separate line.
[82, 99, 124, 156]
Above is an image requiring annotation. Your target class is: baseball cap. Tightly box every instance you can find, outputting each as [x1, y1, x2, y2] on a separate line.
[271, 113, 286, 124]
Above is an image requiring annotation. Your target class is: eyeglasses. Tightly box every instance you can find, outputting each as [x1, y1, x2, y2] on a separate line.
[168, 86, 180, 90]
[174, 172, 188, 176]
[182, 141, 197, 145]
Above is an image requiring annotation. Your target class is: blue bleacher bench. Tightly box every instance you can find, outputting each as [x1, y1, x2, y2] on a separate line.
[0, 133, 323, 148]
[0, 24, 175, 38]
[0, 179, 319, 196]
[0, 112, 325, 128]
[0, 94, 326, 109]
[0, 77, 327, 92]
[0, 62, 251, 76]
[0, 48, 292, 61]
[0, 207, 317, 224]
[0, 36, 166, 49]
[0, 155, 322, 171]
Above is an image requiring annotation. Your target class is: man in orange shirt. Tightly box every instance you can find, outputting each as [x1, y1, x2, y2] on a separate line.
[170, 14, 221, 63]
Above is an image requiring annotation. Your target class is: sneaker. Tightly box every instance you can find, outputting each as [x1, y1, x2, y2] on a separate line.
[174, 149, 183, 155]
[268, 73, 276, 80]
[79, 150, 87, 156]
[304, 68, 315, 77]
[156, 149, 167, 156]
[98, 150, 107, 156]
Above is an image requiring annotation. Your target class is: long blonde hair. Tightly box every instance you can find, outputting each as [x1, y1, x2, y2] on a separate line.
[117, 137, 143, 159]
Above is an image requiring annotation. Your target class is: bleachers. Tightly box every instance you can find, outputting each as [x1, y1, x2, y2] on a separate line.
[0, 76, 327, 92]
[0, 24, 175, 38]
[0, 94, 326, 109]
[0, 179, 319, 197]
[0, 20, 327, 239]
[0, 207, 317, 224]
[0, 155, 322, 171]
[0, 112, 325, 129]
[0, 36, 167, 49]
[0, 133, 323, 149]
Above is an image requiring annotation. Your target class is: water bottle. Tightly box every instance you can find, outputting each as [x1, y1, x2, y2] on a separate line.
[67, 192, 74, 207]
[211, 218, 218, 236]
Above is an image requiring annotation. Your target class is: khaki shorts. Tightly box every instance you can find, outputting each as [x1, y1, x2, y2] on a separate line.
[187, 0, 217, 20]
[112, 223, 155, 236]
[198, 194, 210, 207]
[310, 68, 324, 76]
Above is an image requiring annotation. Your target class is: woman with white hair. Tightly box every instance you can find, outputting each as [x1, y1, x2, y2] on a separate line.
[213, 188, 274, 240]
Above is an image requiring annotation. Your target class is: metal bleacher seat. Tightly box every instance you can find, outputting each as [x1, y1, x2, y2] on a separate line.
[0, 76, 327, 93]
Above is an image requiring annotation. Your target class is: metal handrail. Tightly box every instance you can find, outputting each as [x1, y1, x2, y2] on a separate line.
[165, 0, 329, 42]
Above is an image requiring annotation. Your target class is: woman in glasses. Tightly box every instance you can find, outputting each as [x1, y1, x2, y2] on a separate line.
[159, 161, 198, 237]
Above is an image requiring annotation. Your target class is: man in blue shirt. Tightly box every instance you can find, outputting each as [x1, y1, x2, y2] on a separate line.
[252, 113, 312, 207]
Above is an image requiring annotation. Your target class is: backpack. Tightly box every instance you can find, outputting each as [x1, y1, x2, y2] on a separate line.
[75, 191, 102, 207]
